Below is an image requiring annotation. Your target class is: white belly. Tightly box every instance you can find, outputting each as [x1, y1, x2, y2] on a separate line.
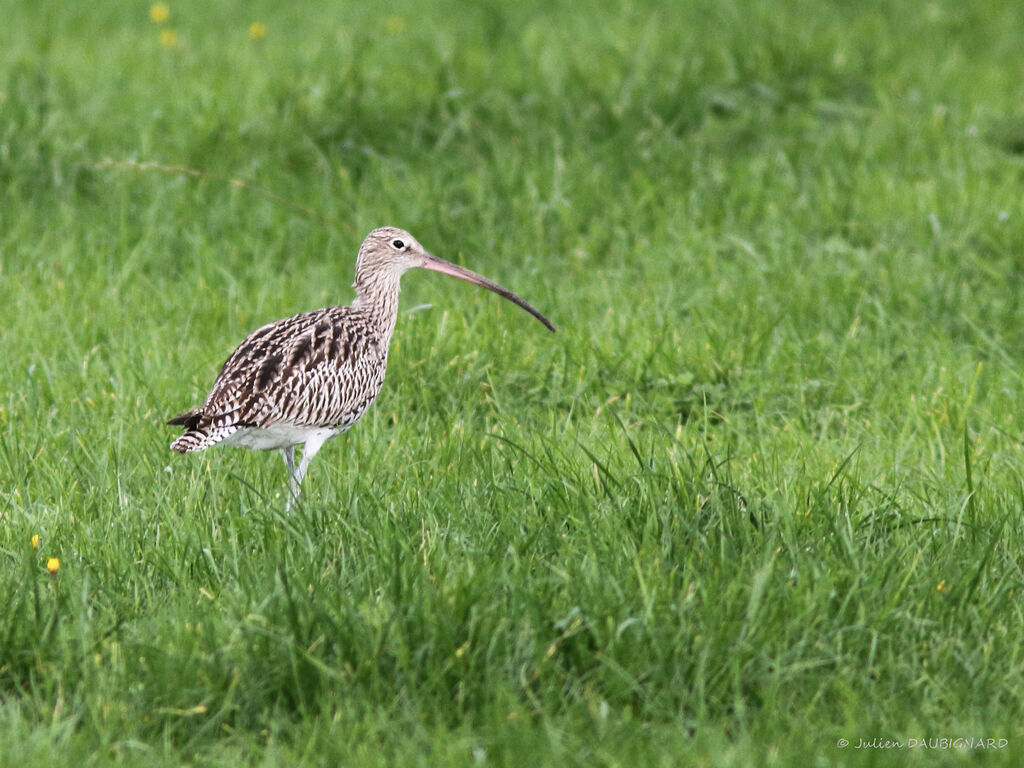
[221, 424, 342, 451]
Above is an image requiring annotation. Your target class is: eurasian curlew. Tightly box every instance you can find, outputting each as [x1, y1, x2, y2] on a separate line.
[168, 226, 554, 506]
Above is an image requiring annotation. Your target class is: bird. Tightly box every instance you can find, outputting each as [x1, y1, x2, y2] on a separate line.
[168, 226, 554, 506]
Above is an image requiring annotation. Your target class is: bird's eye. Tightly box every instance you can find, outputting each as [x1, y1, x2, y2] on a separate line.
[392, 239, 405, 250]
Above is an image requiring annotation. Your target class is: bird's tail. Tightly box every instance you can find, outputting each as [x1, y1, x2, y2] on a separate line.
[167, 409, 235, 453]
[170, 431, 211, 453]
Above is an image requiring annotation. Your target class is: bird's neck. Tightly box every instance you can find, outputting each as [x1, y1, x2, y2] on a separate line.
[352, 269, 402, 342]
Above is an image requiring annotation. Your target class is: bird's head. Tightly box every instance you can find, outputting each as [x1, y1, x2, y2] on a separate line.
[355, 226, 427, 276]
[354, 226, 555, 332]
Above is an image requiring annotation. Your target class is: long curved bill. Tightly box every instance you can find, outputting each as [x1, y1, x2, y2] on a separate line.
[420, 252, 556, 332]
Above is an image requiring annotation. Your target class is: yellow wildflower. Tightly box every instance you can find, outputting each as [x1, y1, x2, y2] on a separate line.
[150, 3, 170, 23]
[936, 579, 947, 593]
[31, 534, 39, 549]
[47, 558, 60, 575]
[385, 16, 405, 34]
[249, 22, 266, 41]
[160, 29, 178, 48]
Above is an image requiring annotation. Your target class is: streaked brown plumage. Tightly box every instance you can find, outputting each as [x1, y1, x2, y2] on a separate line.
[168, 226, 554, 505]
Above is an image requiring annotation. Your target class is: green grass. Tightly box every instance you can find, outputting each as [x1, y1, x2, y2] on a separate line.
[3, 0, 1024, 764]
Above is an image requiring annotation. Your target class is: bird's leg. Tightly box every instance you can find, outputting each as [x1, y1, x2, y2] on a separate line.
[281, 446, 299, 509]
[293, 433, 331, 496]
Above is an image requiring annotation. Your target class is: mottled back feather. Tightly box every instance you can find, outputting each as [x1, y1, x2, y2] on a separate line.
[169, 305, 388, 453]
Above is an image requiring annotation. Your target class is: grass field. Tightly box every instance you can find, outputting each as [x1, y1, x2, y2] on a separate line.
[3, 0, 1024, 764]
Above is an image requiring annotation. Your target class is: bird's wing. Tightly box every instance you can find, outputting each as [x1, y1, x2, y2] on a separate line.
[194, 306, 382, 431]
